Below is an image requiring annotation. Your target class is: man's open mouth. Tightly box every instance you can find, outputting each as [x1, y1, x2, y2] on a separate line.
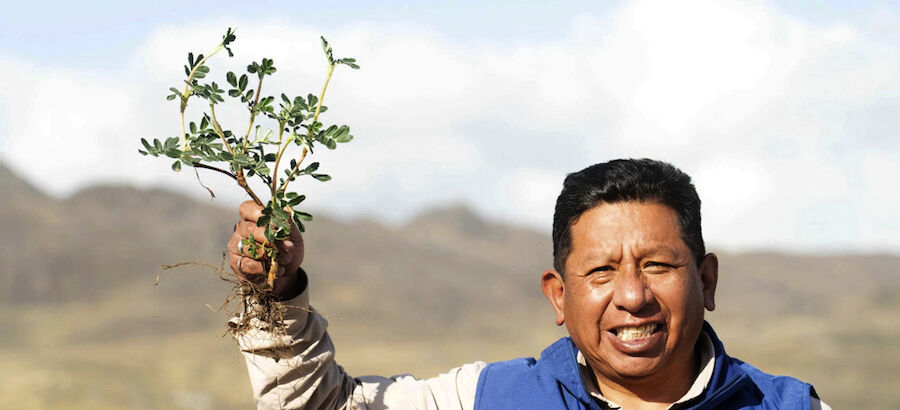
[612, 323, 659, 342]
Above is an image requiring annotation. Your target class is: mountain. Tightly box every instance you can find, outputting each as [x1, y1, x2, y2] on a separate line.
[0, 165, 898, 409]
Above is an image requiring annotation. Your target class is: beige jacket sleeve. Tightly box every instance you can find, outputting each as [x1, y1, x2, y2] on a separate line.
[236, 288, 485, 410]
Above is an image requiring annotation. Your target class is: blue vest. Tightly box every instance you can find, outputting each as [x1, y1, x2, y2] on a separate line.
[474, 322, 816, 409]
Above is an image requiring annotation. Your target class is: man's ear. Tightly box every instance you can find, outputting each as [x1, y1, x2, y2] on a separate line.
[699, 253, 719, 311]
[541, 270, 566, 326]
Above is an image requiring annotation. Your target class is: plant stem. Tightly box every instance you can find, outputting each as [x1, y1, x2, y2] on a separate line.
[210, 103, 263, 205]
[271, 125, 286, 196]
[242, 76, 265, 153]
[180, 111, 187, 149]
[180, 44, 225, 150]
[280, 146, 308, 193]
[312, 64, 335, 125]
[209, 103, 234, 155]
[238, 175, 264, 206]
[277, 63, 335, 194]
[193, 162, 237, 180]
[267, 253, 278, 288]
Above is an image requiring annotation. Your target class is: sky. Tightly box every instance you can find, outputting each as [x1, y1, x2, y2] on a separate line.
[1, 0, 898, 253]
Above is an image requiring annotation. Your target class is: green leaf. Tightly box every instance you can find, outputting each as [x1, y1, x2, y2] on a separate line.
[172, 160, 182, 172]
[302, 162, 320, 174]
[295, 211, 313, 221]
[222, 28, 236, 57]
[311, 173, 331, 181]
[226, 71, 237, 87]
[288, 194, 306, 206]
[339, 58, 360, 69]
[333, 125, 352, 143]
[295, 96, 308, 111]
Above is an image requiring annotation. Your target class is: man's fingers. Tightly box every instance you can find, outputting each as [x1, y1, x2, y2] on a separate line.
[239, 200, 264, 222]
[230, 202, 305, 287]
[236, 220, 270, 246]
[238, 257, 266, 274]
[278, 234, 304, 266]
[288, 221, 303, 241]
[229, 243, 259, 283]
[276, 241, 295, 265]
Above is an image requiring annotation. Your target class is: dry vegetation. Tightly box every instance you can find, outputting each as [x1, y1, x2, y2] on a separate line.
[1, 164, 898, 409]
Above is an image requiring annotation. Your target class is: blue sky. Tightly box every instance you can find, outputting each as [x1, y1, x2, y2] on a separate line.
[3, 0, 611, 67]
[1, 1, 898, 252]
[3, 0, 891, 67]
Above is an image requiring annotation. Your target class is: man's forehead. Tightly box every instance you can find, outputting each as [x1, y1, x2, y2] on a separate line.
[569, 202, 688, 258]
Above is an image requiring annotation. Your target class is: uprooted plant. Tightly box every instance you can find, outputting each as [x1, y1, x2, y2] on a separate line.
[140, 28, 358, 335]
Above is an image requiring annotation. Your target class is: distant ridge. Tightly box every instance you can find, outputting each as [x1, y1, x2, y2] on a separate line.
[1, 163, 897, 308]
[0, 162, 47, 202]
[406, 204, 493, 237]
[0, 165, 897, 407]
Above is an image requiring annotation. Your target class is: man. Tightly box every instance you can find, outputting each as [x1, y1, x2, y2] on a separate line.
[229, 158, 828, 409]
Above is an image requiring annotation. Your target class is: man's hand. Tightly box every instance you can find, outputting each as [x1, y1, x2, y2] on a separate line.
[228, 200, 305, 300]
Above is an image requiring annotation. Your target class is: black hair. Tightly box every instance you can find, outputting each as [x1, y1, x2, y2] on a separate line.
[552, 158, 705, 274]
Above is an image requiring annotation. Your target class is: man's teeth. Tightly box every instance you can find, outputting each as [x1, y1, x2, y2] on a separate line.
[615, 324, 658, 341]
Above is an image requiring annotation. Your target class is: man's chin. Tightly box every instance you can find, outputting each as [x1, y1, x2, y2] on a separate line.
[594, 345, 668, 380]
[607, 357, 665, 379]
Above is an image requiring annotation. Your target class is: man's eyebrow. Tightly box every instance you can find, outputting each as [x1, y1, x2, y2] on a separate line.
[639, 244, 682, 258]
[572, 252, 617, 272]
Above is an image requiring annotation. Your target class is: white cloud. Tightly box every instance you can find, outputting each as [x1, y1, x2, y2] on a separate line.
[495, 167, 565, 229]
[0, 1, 897, 251]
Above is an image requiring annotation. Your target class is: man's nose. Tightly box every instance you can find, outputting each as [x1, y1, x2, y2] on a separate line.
[611, 264, 654, 313]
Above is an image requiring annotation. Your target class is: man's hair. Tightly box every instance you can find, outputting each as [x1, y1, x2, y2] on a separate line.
[552, 158, 705, 274]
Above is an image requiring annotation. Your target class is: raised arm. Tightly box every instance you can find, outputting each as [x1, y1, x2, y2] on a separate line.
[228, 201, 485, 409]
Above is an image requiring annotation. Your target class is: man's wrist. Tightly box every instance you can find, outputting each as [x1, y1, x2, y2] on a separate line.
[276, 267, 308, 301]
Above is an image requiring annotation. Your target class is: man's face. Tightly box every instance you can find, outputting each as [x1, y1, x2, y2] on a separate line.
[542, 201, 717, 385]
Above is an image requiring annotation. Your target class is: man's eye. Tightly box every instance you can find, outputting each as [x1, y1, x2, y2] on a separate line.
[588, 265, 614, 274]
[643, 262, 672, 271]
